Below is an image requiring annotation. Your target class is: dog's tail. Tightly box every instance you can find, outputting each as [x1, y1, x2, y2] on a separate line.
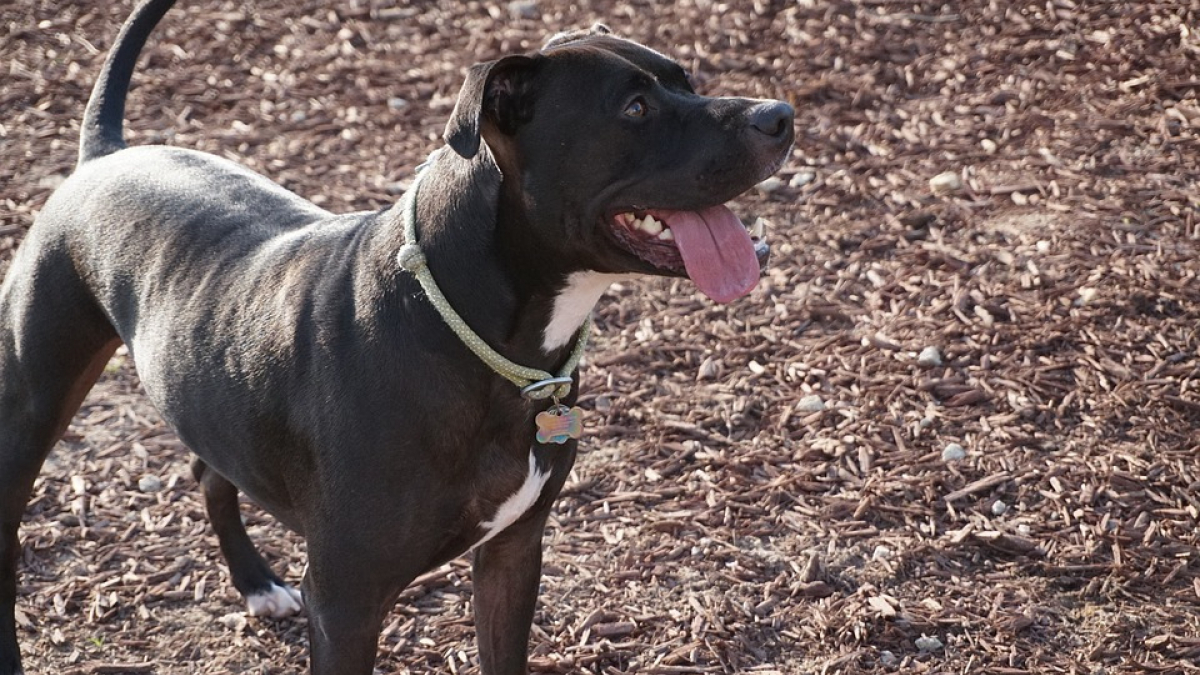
[77, 0, 177, 166]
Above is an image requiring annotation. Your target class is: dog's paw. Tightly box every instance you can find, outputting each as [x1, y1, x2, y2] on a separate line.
[245, 582, 304, 618]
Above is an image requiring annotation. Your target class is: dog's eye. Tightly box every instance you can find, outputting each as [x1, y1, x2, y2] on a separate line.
[623, 97, 648, 118]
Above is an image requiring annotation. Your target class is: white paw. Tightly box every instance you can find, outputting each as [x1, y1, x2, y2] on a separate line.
[245, 582, 304, 618]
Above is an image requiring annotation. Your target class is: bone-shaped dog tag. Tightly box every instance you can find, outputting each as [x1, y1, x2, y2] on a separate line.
[535, 404, 584, 445]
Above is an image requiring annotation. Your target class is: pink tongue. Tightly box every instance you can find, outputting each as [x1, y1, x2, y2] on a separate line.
[657, 205, 760, 303]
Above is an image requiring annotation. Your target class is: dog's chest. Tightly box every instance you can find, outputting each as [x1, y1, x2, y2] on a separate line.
[471, 450, 552, 548]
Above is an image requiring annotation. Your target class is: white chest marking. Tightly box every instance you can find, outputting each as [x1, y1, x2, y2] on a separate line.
[475, 451, 550, 548]
[542, 272, 633, 353]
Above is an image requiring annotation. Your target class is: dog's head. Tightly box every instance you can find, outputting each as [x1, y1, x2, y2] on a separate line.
[443, 25, 794, 303]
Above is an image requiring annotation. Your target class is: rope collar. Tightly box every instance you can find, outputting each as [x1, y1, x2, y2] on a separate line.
[395, 165, 592, 403]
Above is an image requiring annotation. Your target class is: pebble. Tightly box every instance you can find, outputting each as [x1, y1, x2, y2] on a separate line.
[594, 395, 613, 413]
[508, 0, 539, 18]
[789, 171, 815, 188]
[928, 171, 963, 196]
[755, 176, 785, 194]
[915, 635, 944, 652]
[917, 346, 943, 368]
[219, 612, 248, 632]
[38, 174, 66, 190]
[981, 138, 999, 153]
[879, 650, 899, 667]
[796, 394, 826, 413]
[941, 443, 966, 462]
[872, 545, 892, 561]
[387, 97, 409, 110]
[697, 357, 721, 381]
[138, 475, 163, 493]
[991, 499, 1009, 516]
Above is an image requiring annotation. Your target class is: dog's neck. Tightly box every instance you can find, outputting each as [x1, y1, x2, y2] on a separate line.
[383, 148, 597, 373]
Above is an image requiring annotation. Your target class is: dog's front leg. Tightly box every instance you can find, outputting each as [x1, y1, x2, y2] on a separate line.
[473, 510, 550, 675]
[301, 543, 396, 675]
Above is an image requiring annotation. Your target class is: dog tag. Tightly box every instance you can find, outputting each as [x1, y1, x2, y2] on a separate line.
[535, 404, 584, 445]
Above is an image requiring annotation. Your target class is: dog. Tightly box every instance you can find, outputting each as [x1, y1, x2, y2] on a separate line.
[0, 0, 794, 672]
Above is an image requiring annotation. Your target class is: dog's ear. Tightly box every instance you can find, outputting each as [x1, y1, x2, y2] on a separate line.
[444, 55, 540, 159]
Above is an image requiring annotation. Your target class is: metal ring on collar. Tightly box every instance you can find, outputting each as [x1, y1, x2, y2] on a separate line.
[521, 376, 574, 399]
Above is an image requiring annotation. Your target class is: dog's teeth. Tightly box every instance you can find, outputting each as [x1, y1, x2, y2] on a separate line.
[658, 228, 675, 241]
[641, 216, 663, 236]
[617, 213, 634, 227]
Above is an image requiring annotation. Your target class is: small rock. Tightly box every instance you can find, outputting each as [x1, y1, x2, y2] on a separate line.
[929, 171, 963, 196]
[1036, 240, 1051, 253]
[917, 346, 943, 368]
[138, 475, 163, 493]
[387, 97, 409, 110]
[38, 174, 67, 190]
[796, 394, 825, 413]
[789, 171, 815, 188]
[594, 395, 613, 413]
[508, 0, 539, 19]
[218, 612, 248, 632]
[981, 138, 999, 154]
[749, 216, 769, 239]
[697, 357, 721, 381]
[915, 635, 944, 653]
[991, 499, 1009, 516]
[879, 650, 899, 667]
[941, 443, 966, 462]
[1077, 287, 1098, 305]
[872, 545, 892, 561]
[755, 176, 785, 194]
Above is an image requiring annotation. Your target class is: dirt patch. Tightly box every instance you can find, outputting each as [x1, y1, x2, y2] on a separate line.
[2, 0, 1199, 673]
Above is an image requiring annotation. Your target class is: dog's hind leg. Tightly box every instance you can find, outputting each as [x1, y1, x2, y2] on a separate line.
[191, 459, 303, 617]
[0, 248, 120, 675]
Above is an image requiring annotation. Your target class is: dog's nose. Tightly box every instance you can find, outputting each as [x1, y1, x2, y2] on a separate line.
[748, 101, 794, 139]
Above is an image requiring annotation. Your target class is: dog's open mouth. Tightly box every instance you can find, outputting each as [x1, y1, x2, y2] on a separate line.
[608, 204, 769, 303]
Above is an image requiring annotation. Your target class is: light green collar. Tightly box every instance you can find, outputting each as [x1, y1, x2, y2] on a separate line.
[395, 169, 591, 402]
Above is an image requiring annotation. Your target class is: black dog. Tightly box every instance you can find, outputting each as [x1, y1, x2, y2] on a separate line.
[0, 0, 793, 672]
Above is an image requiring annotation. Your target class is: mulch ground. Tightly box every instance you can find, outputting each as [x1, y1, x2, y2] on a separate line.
[3, 0, 1199, 673]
